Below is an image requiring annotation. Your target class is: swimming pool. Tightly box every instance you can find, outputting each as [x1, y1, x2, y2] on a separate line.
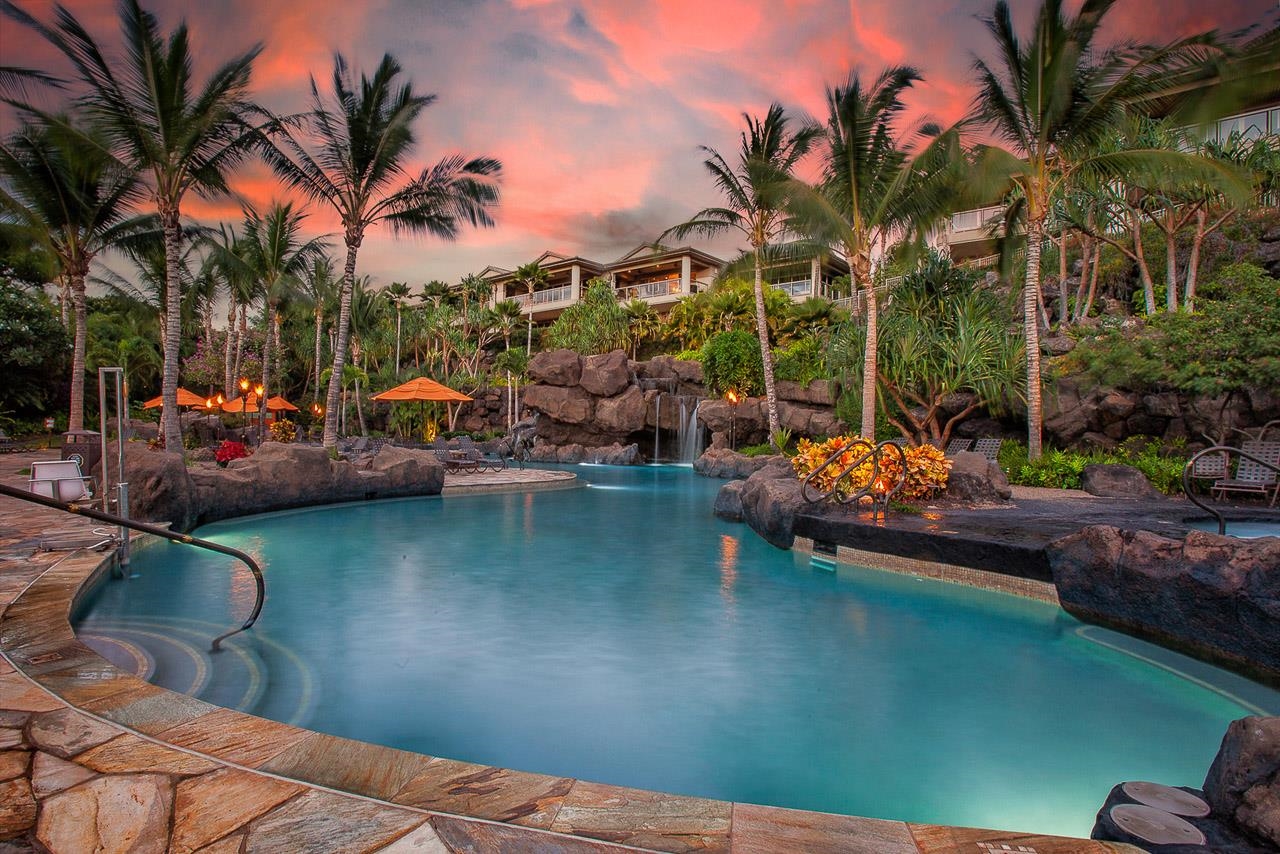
[74, 465, 1279, 837]
[1187, 518, 1280, 538]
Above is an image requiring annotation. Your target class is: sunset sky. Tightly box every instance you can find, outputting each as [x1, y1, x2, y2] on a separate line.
[3, 0, 1274, 291]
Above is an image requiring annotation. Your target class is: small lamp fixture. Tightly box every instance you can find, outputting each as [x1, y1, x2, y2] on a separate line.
[239, 377, 250, 394]
[254, 383, 264, 398]
[216, 393, 224, 405]
[725, 388, 740, 406]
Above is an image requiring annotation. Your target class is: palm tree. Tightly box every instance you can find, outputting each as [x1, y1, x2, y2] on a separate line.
[298, 257, 337, 398]
[789, 67, 960, 440]
[384, 281, 412, 376]
[260, 53, 501, 447]
[622, 299, 661, 359]
[663, 104, 819, 445]
[968, 0, 1240, 457]
[234, 202, 328, 416]
[491, 299, 525, 351]
[0, 115, 149, 430]
[5, 0, 264, 451]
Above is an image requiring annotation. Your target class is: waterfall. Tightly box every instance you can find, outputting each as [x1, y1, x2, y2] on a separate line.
[677, 397, 704, 463]
[653, 394, 661, 461]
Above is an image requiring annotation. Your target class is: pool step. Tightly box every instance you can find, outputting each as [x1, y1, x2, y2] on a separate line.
[810, 541, 838, 572]
[75, 617, 316, 727]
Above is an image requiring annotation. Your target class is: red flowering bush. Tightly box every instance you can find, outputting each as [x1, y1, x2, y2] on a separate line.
[214, 440, 250, 465]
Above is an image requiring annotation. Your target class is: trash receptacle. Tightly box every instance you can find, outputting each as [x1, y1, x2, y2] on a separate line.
[61, 430, 102, 473]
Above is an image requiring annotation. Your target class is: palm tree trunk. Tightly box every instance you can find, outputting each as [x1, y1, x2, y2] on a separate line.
[1024, 219, 1045, 460]
[1057, 231, 1070, 328]
[160, 210, 184, 452]
[355, 376, 366, 436]
[323, 237, 360, 447]
[1130, 211, 1156, 315]
[224, 301, 236, 397]
[394, 307, 402, 377]
[1164, 208, 1179, 312]
[860, 266, 878, 440]
[261, 302, 275, 426]
[752, 250, 781, 444]
[313, 304, 324, 399]
[68, 268, 89, 432]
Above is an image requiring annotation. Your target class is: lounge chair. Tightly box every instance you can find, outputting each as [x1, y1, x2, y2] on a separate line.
[29, 459, 101, 506]
[1189, 451, 1229, 482]
[973, 438, 1002, 460]
[458, 436, 507, 472]
[432, 439, 480, 473]
[1212, 441, 1280, 506]
[944, 438, 973, 456]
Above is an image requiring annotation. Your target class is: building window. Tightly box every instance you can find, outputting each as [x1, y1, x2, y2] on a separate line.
[1217, 111, 1267, 142]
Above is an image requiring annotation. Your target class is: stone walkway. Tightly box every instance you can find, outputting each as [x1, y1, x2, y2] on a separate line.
[1, 450, 1142, 853]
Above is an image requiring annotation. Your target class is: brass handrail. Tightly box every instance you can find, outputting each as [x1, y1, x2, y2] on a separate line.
[1182, 445, 1280, 535]
[0, 482, 264, 651]
[800, 439, 907, 521]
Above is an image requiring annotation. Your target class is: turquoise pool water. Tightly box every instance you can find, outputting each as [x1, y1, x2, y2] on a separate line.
[75, 465, 1279, 836]
[1188, 518, 1280, 538]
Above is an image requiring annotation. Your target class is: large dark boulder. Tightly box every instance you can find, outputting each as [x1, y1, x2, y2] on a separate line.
[595, 386, 647, 434]
[775, 380, 832, 406]
[692, 448, 785, 480]
[1081, 463, 1162, 499]
[944, 451, 1011, 502]
[92, 443, 197, 531]
[528, 349, 582, 386]
[1203, 716, 1280, 850]
[582, 443, 641, 465]
[713, 481, 745, 522]
[523, 384, 595, 425]
[1048, 526, 1280, 682]
[579, 350, 631, 397]
[738, 463, 804, 549]
[365, 445, 445, 495]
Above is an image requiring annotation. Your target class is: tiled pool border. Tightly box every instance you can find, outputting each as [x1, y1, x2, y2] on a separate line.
[0, 477, 1142, 853]
[792, 536, 1061, 604]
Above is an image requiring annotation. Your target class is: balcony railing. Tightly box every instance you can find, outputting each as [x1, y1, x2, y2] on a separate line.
[773, 279, 814, 298]
[616, 279, 681, 301]
[949, 205, 1005, 234]
[509, 284, 573, 307]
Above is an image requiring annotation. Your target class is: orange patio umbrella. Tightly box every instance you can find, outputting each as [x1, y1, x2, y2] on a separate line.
[265, 395, 299, 412]
[371, 377, 473, 403]
[220, 392, 260, 413]
[142, 388, 207, 409]
[372, 377, 472, 439]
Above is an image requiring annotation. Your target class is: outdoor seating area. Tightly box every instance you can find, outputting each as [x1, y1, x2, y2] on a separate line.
[1210, 441, 1280, 506]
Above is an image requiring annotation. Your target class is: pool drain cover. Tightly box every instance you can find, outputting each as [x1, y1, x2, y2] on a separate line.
[1121, 781, 1210, 817]
[1109, 804, 1206, 846]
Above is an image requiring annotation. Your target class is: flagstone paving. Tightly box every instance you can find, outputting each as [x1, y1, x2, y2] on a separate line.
[0, 448, 1144, 852]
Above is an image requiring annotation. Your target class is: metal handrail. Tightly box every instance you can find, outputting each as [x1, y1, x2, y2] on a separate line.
[0, 482, 265, 651]
[1182, 445, 1280, 535]
[800, 439, 907, 521]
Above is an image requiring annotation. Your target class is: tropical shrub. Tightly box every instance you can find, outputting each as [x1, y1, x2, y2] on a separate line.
[1066, 263, 1280, 396]
[790, 435, 950, 501]
[998, 437, 1187, 494]
[214, 440, 250, 465]
[269, 419, 297, 443]
[542, 279, 629, 355]
[701, 329, 763, 396]
[773, 335, 827, 385]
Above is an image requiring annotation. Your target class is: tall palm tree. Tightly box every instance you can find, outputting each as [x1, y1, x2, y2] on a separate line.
[789, 68, 960, 439]
[261, 53, 501, 447]
[968, 0, 1240, 457]
[4, 0, 264, 451]
[298, 257, 337, 399]
[0, 115, 149, 430]
[230, 202, 329, 415]
[384, 281, 412, 376]
[663, 104, 819, 444]
[491, 298, 525, 351]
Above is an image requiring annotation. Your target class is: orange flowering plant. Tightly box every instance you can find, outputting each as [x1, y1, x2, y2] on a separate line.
[792, 435, 950, 501]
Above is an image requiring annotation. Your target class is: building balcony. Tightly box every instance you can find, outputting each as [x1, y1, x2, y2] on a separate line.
[508, 284, 574, 308]
[615, 278, 682, 302]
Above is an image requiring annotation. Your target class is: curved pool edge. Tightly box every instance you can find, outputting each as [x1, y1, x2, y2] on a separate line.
[0, 542, 1146, 852]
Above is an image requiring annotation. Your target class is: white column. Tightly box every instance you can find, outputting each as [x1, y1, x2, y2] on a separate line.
[571, 265, 581, 302]
[681, 256, 692, 294]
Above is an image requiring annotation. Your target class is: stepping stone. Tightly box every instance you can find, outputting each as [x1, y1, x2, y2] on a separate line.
[1121, 781, 1210, 817]
[1109, 804, 1206, 846]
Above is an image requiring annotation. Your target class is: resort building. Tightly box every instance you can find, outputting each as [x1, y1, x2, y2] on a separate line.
[480, 243, 852, 323]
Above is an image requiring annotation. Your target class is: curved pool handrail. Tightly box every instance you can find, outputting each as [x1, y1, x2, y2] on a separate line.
[0, 481, 264, 651]
[800, 439, 907, 520]
[1181, 445, 1280, 536]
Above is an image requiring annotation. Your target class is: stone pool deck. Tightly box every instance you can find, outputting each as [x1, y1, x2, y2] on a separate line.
[0, 449, 1143, 853]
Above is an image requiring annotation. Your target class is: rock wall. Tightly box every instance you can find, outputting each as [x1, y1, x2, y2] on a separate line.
[1047, 525, 1280, 685]
[92, 442, 444, 532]
[521, 349, 845, 462]
[1044, 379, 1279, 449]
